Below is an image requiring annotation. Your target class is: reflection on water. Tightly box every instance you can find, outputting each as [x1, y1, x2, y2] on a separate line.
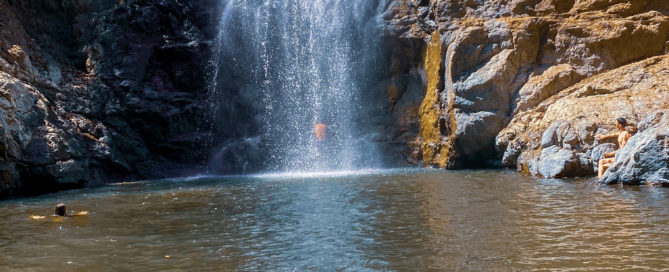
[1, 169, 669, 271]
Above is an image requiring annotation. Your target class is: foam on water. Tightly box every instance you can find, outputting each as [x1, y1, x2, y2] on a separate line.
[250, 168, 393, 180]
[152, 168, 431, 184]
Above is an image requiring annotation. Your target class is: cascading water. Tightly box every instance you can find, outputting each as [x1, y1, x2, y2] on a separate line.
[213, 0, 386, 172]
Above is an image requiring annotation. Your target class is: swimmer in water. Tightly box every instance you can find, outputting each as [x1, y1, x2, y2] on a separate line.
[55, 203, 67, 216]
[30, 203, 88, 220]
[54, 203, 88, 217]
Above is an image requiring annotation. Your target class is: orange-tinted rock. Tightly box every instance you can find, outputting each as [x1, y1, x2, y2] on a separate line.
[386, 0, 669, 171]
[498, 54, 669, 177]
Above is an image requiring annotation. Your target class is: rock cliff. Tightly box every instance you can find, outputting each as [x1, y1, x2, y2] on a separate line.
[386, 0, 669, 181]
[2, 0, 668, 197]
[0, 0, 218, 197]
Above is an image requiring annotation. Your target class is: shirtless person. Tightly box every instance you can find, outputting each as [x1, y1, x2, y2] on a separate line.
[314, 122, 327, 160]
[314, 122, 327, 141]
[596, 118, 633, 178]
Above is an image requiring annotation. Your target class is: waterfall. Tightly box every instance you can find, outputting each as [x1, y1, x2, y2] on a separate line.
[212, 0, 385, 172]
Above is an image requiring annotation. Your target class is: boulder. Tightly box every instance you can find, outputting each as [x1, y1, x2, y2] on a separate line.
[534, 146, 592, 178]
[541, 122, 561, 148]
[501, 140, 522, 168]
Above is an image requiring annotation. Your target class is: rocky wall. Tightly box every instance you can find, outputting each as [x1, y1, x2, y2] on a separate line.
[3, 0, 669, 197]
[0, 0, 219, 197]
[386, 0, 669, 180]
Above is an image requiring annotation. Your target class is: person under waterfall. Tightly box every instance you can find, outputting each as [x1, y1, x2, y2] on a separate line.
[596, 117, 634, 178]
[314, 122, 327, 141]
[314, 121, 327, 160]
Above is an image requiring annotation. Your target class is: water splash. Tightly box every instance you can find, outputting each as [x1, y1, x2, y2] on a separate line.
[213, 0, 385, 172]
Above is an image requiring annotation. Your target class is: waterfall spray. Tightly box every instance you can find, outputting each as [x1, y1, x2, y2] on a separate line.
[212, 0, 385, 173]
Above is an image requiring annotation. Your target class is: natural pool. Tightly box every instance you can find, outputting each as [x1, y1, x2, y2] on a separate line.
[1, 169, 668, 271]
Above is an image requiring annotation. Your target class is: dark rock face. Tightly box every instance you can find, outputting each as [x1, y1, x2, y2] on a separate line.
[0, 0, 219, 197]
[372, 22, 428, 167]
[600, 112, 669, 185]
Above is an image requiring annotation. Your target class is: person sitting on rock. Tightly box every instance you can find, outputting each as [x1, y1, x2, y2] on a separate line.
[596, 118, 633, 178]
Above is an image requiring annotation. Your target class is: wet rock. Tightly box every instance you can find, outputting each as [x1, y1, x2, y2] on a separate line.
[45, 160, 89, 185]
[600, 112, 669, 185]
[207, 137, 265, 174]
[502, 141, 522, 168]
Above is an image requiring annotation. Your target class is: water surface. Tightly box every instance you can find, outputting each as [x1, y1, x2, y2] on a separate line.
[1, 169, 669, 271]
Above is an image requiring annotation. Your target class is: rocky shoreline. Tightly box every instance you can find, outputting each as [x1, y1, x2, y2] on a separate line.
[387, 0, 669, 184]
[1, 0, 668, 198]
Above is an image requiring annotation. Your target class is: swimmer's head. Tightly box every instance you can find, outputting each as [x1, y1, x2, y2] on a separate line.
[55, 203, 66, 216]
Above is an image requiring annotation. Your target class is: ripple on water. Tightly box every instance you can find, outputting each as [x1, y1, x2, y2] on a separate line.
[1, 170, 669, 271]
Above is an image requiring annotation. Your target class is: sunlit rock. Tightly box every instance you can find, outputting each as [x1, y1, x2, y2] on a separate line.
[601, 111, 669, 185]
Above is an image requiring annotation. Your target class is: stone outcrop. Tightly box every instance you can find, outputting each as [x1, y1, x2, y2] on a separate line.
[385, 0, 669, 181]
[498, 54, 669, 178]
[0, 0, 218, 197]
[600, 111, 669, 185]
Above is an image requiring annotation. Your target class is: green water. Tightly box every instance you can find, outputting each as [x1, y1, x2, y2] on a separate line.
[1, 169, 668, 271]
